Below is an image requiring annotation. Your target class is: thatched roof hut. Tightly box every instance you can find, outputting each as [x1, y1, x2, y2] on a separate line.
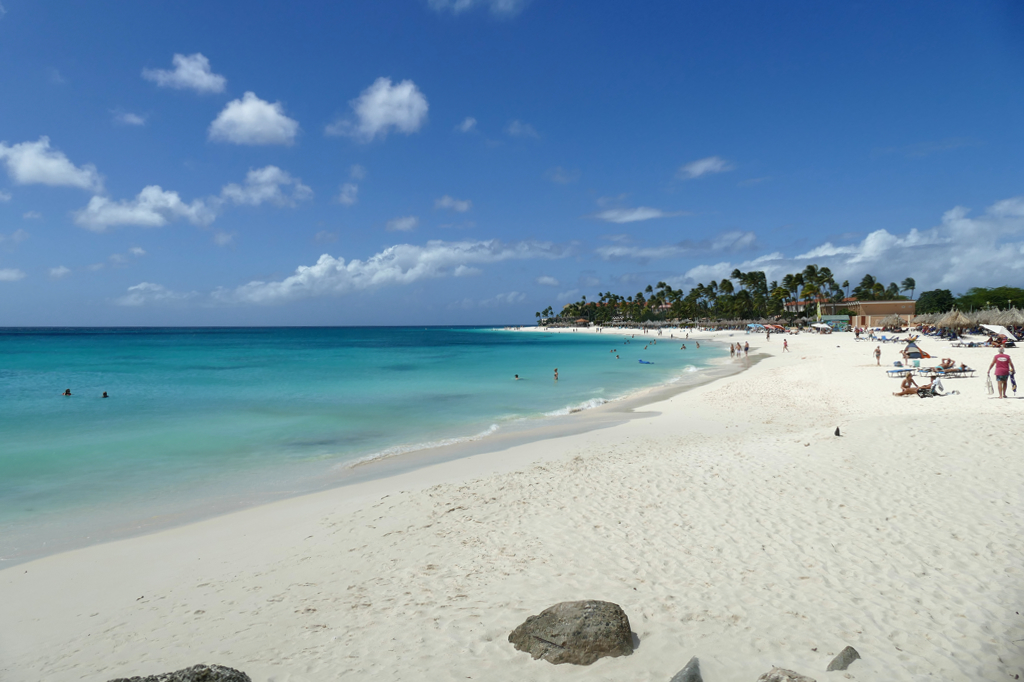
[879, 313, 904, 328]
[937, 309, 971, 328]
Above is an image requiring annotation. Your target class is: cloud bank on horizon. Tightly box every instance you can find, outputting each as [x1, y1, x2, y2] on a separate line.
[0, 2, 1021, 324]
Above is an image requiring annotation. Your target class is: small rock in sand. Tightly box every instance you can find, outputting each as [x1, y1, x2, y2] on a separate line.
[755, 667, 816, 682]
[508, 599, 633, 665]
[826, 645, 861, 671]
[670, 655, 702, 682]
[107, 663, 251, 682]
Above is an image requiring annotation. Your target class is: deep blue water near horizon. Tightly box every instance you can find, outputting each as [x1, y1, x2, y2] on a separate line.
[0, 326, 722, 566]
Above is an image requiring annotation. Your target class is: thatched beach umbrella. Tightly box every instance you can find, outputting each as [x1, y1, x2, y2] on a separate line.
[879, 313, 904, 328]
[937, 309, 971, 328]
[972, 308, 1000, 325]
[998, 308, 1024, 326]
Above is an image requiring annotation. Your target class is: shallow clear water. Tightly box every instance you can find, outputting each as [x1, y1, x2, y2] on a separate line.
[0, 326, 722, 565]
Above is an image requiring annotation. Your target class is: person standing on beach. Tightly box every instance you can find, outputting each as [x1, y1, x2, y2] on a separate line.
[554, 368, 559, 381]
[874, 346, 881, 366]
[744, 342, 749, 356]
[988, 350, 1015, 398]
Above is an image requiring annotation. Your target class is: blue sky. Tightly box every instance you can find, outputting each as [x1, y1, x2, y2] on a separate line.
[1, 0, 1022, 325]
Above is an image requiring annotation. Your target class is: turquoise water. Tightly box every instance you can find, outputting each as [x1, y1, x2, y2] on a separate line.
[0, 327, 722, 566]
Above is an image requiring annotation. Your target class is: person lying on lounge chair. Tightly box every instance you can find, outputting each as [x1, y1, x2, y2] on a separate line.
[939, 358, 955, 369]
[893, 373, 920, 396]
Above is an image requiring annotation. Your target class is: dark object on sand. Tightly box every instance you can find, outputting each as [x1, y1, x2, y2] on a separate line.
[670, 655, 703, 682]
[755, 668, 816, 682]
[107, 664, 251, 682]
[508, 600, 633, 665]
[826, 646, 861, 671]
[834, 426, 841, 436]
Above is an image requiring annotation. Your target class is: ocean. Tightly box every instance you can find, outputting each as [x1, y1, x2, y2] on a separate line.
[0, 326, 724, 566]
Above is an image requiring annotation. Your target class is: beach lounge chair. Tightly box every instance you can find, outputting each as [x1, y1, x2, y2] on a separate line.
[887, 368, 915, 378]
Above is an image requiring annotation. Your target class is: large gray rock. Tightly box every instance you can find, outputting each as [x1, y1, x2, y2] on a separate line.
[670, 655, 703, 682]
[826, 646, 861, 671]
[755, 667, 816, 682]
[508, 600, 633, 665]
[108, 663, 251, 682]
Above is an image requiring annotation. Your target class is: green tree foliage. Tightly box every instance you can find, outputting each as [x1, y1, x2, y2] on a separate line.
[540, 264, 917, 323]
[955, 286, 1024, 311]
[915, 289, 955, 314]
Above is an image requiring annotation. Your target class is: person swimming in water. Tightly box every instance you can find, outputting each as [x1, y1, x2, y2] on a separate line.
[62, 389, 72, 396]
[514, 375, 519, 381]
[102, 391, 109, 398]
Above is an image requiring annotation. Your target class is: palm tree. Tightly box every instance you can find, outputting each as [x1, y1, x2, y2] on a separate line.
[900, 277, 916, 300]
[842, 280, 850, 299]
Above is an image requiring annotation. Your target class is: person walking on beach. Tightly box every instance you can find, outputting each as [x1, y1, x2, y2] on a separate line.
[874, 346, 881, 366]
[988, 350, 1015, 398]
[730, 343, 735, 358]
[783, 339, 789, 352]
[744, 342, 749, 356]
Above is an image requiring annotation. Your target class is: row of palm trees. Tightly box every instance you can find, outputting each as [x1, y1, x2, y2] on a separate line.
[537, 266, 916, 324]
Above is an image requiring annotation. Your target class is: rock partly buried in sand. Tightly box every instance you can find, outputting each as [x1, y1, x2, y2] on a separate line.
[826, 645, 861, 671]
[670, 655, 703, 682]
[755, 667, 816, 682]
[508, 600, 633, 665]
[107, 663, 251, 682]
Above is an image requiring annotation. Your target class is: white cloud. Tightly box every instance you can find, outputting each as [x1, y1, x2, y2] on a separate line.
[22, 211, 41, 220]
[0, 228, 29, 244]
[674, 196, 1024, 292]
[453, 265, 481, 277]
[386, 215, 419, 232]
[428, 0, 529, 16]
[336, 183, 358, 206]
[596, 245, 689, 261]
[0, 137, 102, 191]
[142, 53, 226, 93]
[592, 207, 685, 223]
[0, 3, 6, 20]
[350, 164, 367, 180]
[677, 156, 733, 180]
[116, 282, 195, 307]
[220, 165, 312, 207]
[710, 230, 757, 252]
[556, 288, 580, 302]
[216, 239, 567, 305]
[314, 230, 338, 244]
[0, 190, 10, 201]
[49, 266, 71, 279]
[457, 117, 477, 133]
[48, 69, 66, 85]
[545, 167, 580, 184]
[536, 275, 560, 286]
[326, 77, 428, 142]
[435, 195, 471, 212]
[505, 120, 538, 138]
[109, 253, 128, 264]
[0, 268, 26, 281]
[209, 92, 299, 145]
[129, 246, 146, 256]
[113, 111, 146, 126]
[75, 186, 214, 232]
[213, 231, 235, 247]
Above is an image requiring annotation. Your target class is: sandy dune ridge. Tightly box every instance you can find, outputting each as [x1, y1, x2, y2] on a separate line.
[1, 330, 1022, 681]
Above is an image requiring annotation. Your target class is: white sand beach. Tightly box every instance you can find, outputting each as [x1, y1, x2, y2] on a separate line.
[1, 330, 1021, 682]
